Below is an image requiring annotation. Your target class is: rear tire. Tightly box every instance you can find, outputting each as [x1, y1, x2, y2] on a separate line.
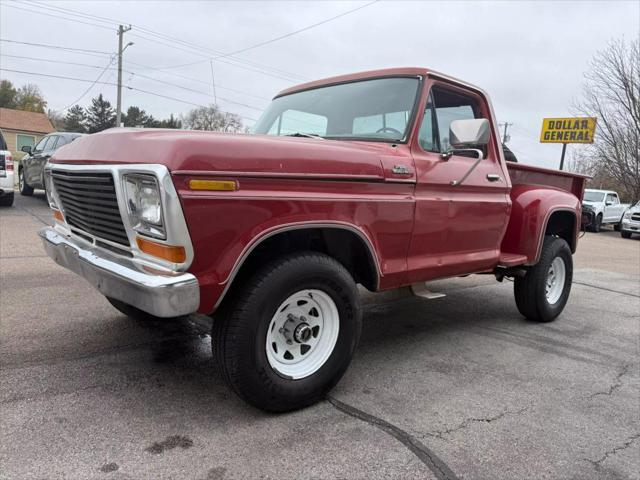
[621, 231, 632, 239]
[19, 168, 33, 196]
[0, 192, 14, 207]
[514, 236, 573, 323]
[212, 252, 361, 412]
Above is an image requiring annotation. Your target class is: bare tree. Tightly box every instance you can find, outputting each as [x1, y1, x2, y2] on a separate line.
[182, 104, 243, 133]
[572, 38, 640, 202]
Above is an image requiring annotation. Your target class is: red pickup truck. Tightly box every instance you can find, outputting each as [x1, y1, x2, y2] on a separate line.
[40, 68, 587, 412]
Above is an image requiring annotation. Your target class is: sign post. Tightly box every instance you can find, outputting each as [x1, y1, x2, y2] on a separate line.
[540, 117, 597, 170]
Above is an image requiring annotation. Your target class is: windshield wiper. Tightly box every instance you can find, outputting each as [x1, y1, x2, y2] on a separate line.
[283, 132, 325, 139]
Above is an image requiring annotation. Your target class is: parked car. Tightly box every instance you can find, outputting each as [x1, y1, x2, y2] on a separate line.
[582, 189, 629, 232]
[39, 68, 588, 412]
[0, 130, 15, 207]
[620, 202, 640, 239]
[19, 132, 84, 196]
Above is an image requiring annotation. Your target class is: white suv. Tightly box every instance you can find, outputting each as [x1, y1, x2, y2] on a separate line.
[582, 189, 629, 232]
[0, 131, 15, 207]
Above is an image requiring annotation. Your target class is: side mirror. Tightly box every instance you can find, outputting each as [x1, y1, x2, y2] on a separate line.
[605, 202, 613, 206]
[441, 118, 490, 160]
[21, 145, 32, 154]
[450, 119, 491, 148]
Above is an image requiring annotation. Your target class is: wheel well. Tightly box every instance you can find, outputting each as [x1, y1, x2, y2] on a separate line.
[227, 227, 379, 296]
[545, 211, 577, 252]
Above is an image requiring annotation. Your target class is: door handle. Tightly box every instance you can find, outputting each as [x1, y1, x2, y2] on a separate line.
[486, 174, 502, 182]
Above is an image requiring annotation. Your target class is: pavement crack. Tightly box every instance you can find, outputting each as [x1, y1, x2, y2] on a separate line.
[427, 407, 529, 439]
[585, 433, 640, 470]
[587, 364, 632, 398]
[573, 281, 640, 298]
[326, 396, 460, 480]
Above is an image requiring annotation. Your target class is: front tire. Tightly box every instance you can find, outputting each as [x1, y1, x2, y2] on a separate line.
[514, 236, 573, 323]
[621, 231, 632, 239]
[592, 214, 602, 232]
[212, 252, 361, 412]
[19, 168, 34, 196]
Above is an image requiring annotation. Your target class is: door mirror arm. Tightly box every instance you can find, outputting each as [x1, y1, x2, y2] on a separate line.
[440, 148, 485, 161]
[450, 153, 485, 186]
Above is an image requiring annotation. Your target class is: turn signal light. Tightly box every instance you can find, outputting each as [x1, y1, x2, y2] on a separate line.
[136, 236, 186, 263]
[53, 209, 64, 222]
[189, 179, 237, 191]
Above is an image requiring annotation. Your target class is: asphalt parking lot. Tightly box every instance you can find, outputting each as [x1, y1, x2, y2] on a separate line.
[1, 193, 639, 480]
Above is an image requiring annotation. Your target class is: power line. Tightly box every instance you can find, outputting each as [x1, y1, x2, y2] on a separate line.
[61, 55, 117, 111]
[218, 0, 379, 59]
[0, 68, 259, 121]
[0, 38, 111, 55]
[2, 3, 116, 32]
[156, 0, 380, 69]
[0, 51, 271, 101]
[15, 0, 308, 82]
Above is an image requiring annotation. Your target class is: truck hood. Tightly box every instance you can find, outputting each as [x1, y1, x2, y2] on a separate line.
[49, 128, 410, 180]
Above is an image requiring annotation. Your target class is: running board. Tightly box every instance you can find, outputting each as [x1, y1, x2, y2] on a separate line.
[410, 283, 447, 300]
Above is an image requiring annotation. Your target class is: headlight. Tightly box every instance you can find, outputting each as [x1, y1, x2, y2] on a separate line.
[123, 174, 165, 239]
[623, 210, 632, 219]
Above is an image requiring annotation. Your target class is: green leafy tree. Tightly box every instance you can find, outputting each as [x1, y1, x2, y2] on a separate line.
[86, 94, 115, 133]
[64, 105, 88, 133]
[0, 79, 18, 108]
[123, 106, 150, 127]
[14, 84, 47, 112]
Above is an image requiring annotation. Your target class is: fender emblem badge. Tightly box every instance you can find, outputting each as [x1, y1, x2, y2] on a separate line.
[392, 165, 411, 175]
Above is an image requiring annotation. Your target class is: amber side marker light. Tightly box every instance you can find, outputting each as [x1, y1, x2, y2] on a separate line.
[189, 179, 237, 191]
[53, 209, 64, 222]
[136, 236, 186, 263]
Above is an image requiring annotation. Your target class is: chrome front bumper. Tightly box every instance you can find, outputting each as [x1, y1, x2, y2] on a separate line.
[39, 227, 200, 318]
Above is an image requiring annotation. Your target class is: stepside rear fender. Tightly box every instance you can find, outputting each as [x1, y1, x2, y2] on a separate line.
[501, 184, 581, 265]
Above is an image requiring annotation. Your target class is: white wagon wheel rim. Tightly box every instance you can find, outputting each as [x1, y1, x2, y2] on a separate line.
[545, 256, 566, 305]
[266, 289, 339, 380]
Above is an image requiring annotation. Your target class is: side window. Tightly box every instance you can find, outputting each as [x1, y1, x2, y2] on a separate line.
[606, 193, 617, 204]
[34, 136, 49, 152]
[433, 88, 479, 152]
[56, 136, 70, 148]
[418, 87, 482, 153]
[45, 136, 59, 151]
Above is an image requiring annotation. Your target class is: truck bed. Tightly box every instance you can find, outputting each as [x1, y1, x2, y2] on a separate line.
[507, 162, 589, 201]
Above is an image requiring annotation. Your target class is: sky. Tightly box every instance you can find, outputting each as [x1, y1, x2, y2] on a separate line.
[1, 0, 638, 169]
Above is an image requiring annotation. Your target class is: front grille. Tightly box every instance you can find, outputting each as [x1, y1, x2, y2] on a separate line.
[632, 213, 640, 222]
[52, 170, 130, 246]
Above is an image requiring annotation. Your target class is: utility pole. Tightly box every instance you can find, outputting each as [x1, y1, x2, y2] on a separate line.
[499, 122, 512, 144]
[116, 24, 132, 127]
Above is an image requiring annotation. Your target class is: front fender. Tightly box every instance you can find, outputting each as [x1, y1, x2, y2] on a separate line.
[501, 184, 581, 265]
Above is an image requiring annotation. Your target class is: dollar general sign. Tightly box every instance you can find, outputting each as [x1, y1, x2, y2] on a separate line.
[540, 117, 597, 143]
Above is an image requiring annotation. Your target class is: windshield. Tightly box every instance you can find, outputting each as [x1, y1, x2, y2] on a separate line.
[584, 191, 605, 202]
[252, 77, 421, 142]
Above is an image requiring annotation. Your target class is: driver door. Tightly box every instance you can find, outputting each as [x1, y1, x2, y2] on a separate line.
[407, 82, 511, 282]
